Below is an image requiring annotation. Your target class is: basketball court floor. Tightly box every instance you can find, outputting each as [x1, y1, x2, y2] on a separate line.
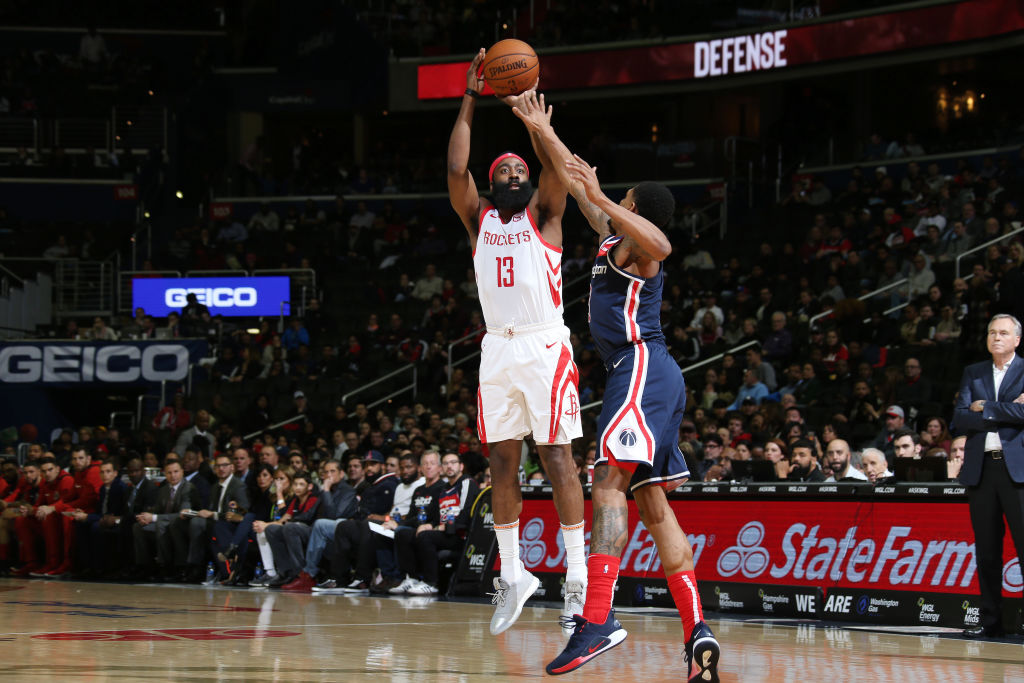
[1, 578, 1022, 682]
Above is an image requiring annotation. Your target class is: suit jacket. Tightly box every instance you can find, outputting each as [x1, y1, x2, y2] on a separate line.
[185, 471, 211, 505]
[206, 476, 251, 516]
[147, 479, 203, 518]
[953, 356, 1024, 485]
[124, 477, 159, 520]
[97, 478, 127, 517]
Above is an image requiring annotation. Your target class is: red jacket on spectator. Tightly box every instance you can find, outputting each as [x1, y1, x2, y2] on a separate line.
[38, 471, 75, 508]
[54, 462, 102, 513]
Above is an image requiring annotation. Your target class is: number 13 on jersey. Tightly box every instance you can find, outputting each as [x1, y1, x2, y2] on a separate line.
[496, 256, 514, 287]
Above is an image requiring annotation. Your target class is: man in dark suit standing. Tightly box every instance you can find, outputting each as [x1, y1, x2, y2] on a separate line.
[132, 460, 202, 581]
[953, 313, 1024, 638]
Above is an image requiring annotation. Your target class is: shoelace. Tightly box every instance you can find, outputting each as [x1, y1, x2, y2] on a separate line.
[487, 585, 508, 607]
[557, 615, 579, 631]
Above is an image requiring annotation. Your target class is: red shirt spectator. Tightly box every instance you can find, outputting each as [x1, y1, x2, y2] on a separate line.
[53, 452, 102, 514]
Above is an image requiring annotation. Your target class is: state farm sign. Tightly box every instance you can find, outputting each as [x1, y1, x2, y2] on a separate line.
[517, 498, 1021, 597]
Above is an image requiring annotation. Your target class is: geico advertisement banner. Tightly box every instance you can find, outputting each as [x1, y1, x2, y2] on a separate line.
[132, 276, 290, 317]
[0, 340, 208, 385]
[517, 498, 1022, 598]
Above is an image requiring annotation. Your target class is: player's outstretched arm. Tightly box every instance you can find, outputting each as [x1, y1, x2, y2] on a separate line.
[447, 48, 486, 235]
[512, 91, 609, 237]
[566, 155, 671, 261]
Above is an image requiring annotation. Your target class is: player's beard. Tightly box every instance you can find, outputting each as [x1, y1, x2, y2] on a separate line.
[491, 179, 533, 213]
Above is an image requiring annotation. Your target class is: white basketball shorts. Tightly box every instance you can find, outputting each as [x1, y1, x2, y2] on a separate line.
[476, 320, 582, 445]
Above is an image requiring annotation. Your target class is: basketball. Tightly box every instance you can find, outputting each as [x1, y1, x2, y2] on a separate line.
[481, 39, 539, 97]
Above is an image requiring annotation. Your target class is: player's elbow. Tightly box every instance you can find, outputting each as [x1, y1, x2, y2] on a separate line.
[649, 236, 672, 261]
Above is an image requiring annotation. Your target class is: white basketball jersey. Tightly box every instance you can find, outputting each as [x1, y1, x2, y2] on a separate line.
[473, 206, 564, 328]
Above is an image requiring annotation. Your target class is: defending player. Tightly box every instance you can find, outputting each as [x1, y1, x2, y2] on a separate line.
[512, 92, 720, 680]
[447, 49, 587, 636]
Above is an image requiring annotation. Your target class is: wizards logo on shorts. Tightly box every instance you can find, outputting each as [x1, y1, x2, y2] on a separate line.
[618, 428, 637, 448]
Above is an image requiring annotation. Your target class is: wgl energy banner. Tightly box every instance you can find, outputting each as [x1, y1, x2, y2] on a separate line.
[0, 340, 208, 386]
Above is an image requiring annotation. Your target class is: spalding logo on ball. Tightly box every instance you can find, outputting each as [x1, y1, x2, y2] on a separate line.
[618, 428, 637, 448]
[482, 39, 539, 97]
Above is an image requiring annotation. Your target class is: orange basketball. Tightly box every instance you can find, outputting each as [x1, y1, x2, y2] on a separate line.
[481, 39, 539, 97]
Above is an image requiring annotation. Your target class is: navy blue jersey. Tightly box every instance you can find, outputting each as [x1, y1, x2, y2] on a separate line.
[589, 235, 666, 362]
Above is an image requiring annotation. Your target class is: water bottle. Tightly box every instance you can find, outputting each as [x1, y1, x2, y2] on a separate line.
[205, 561, 216, 584]
[254, 562, 265, 580]
[417, 504, 427, 525]
[392, 510, 402, 525]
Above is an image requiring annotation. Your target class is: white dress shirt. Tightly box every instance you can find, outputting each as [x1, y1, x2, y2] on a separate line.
[985, 356, 1014, 452]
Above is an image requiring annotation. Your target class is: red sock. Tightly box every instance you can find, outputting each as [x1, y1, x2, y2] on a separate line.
[582, 554, 620, 624]
[667, 570, 704, 642]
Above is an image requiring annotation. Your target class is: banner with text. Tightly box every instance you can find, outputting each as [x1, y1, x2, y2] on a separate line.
[502, 496, 1021, 627]
[418, 0, 1024, 98]
[0, 340, 208, 386]
[132, 276, 290, 317]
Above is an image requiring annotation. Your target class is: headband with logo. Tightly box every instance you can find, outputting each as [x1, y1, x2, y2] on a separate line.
[489, 153, 529, 182]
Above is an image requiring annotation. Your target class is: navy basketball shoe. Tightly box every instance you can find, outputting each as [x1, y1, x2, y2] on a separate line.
[545, 609, 628, 675]
[685, 621, 720, 682]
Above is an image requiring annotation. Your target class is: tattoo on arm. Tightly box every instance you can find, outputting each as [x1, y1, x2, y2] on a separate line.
[590, 503, 628, 556]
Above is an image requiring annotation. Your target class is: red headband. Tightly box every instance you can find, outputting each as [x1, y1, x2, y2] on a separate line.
[489, 153, 528, 182]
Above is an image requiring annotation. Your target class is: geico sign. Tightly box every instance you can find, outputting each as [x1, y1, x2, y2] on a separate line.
[165, 287, 258, 308]
[0, 345, 189, 383]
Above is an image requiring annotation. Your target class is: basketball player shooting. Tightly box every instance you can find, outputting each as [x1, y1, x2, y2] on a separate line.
[446, 49, 587, 637]
[512, 92, 721, 681]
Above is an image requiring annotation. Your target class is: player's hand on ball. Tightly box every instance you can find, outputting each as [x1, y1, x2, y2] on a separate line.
[467, 48, 486, 95]
[500, 77, 540, 108]
[565, 154, 603, 201]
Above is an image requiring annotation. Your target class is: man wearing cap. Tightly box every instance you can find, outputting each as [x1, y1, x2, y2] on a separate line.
[873, 405, 905, 462]
[448, 50, 586, 634]
[953, 313, 1024, 638]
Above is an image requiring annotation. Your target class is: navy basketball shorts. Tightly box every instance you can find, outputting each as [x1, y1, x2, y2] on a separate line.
[595, 341, 690, 492]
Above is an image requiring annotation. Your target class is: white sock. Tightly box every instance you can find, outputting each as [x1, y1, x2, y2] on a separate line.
[561, 521, 587, 584]
[495, 520, 522, 582]
[256, 531, 276, 575]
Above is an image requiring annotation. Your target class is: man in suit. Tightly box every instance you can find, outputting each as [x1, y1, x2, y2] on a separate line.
[172, 452, 250, 582]
[132, 459, 202, 581]
[953, 313, 1024, 638]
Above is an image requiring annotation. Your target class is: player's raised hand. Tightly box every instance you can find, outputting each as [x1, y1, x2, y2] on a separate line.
[565, 154, 603, 201]
[510, 90, 551, 131]
[500, 76, 540, 108]
[466, 48, 486, 95]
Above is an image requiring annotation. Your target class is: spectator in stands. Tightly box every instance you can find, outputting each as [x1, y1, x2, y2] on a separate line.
[282, 318, 310, 352]
[329, 451, 399, 591]
[824, 439, 868, 482]
[873, 405, 905, 460]
[280, 460, 357, 591]
[263, 471, 321, 587]
[861, 448, 894, 484]
[86, 316, 118, 341]
[784, 439, 826, 482]
[249, 467, 296, 586]
[411, 263, 443, 301]
[892, 428, 922, 459]
[908, 254, 937, 299]
[744, 346, 776, 391]
[79, 24, 108, 69]
[947, 435, 966, 480]
[895, 357, 932, 413]
[249, 203, 280, 232]
[174, 410, 214, 460]
[921, 416, 952, 453]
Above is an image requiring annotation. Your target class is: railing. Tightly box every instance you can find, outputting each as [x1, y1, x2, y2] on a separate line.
[0, 108, 166, 155]
[581, 340, 762, 416]
[342, 363, 417, 410]
[955, 225, 1024, 279]
[446, 328, 485, 385]
[119, 270, 181, 312]
[242, 414, 309, 441]
[807, 277, 909, 333]
[253, 268, 317, 317]
[0, 118, 38, 153]
[129, 221, 152, 271]
[54, 259, 114, 318]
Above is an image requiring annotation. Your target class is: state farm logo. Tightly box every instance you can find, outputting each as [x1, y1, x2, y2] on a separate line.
[717, 522, 770, 578]
[520, 518, 548, 568]
[1004, 558, 1022, 593]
